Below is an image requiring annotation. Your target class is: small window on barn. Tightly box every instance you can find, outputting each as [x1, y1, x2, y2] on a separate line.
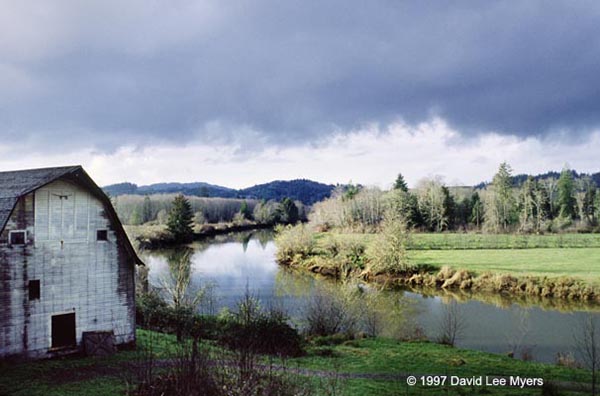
[97, 229, 108, 241]
[29, 280, 40, 300]
[9, 230, 26, 245]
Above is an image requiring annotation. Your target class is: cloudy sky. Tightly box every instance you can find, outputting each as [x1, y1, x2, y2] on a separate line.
[1, 1, 599, 188]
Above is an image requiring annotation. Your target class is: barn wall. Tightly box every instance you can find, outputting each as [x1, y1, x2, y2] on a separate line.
[0, 179, 135, 359]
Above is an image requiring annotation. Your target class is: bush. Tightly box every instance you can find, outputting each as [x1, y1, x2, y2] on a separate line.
[304, 286, 358, 337]
[274, 224, 316, 264]
[367, 212, 411, 274]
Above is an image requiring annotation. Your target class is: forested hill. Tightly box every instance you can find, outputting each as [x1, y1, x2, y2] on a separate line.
[103, 179, 335, 205]
[474, 170, 600, 189]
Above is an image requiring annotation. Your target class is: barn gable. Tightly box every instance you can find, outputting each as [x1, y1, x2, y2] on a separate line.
[0, 165, 142, 265]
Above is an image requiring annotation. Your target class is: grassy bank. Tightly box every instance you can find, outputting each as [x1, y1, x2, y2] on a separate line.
[277, 228, 600, 301]
[0, 329, 593, 396]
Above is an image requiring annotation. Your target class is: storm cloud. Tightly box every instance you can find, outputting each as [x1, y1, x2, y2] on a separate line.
[2, 1, 600, 153]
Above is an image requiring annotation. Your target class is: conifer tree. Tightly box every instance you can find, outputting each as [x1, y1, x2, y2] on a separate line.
[167, 194, 194, 241]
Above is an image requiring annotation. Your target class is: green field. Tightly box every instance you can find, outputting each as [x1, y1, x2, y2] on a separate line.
[407, 232, 600, 250]
[311, 232, 600, 283]
[0, 330, 592, 396]
[408, 248, 600, 281]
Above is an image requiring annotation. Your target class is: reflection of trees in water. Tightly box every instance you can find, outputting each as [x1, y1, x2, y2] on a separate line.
[160, 246, 217, 316]
[273, 269, 418, 338]
[506, 308, 532, 358]
[404, 285, 600, 313]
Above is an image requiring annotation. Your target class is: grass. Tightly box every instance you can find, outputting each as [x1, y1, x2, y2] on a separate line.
[409, 248, 600, 281]
[406, 232, 600, 250]
[293, 338, 591, 395]
[0, 330, 593, 396]
[309, 232, 600, 282]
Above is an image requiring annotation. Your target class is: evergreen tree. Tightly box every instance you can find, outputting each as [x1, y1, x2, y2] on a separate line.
[394, 173, 409, 192]
[387, 189, 420, 228]
[279, 197, 300, 224]
[239, 200, 253, 220]
[167, 194, 194, 241]
[557, 167, 577, 220]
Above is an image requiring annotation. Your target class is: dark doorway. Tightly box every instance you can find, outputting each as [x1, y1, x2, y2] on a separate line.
[51, 313, 76, 348]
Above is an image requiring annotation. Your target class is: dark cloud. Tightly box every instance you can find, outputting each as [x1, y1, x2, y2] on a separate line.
[2, 0, 600, 152]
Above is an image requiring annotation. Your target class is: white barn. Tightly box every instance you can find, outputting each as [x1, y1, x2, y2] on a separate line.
[0, 166, 142, 359]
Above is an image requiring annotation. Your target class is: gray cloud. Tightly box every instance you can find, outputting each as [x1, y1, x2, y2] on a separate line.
[2, 0, 600, 153]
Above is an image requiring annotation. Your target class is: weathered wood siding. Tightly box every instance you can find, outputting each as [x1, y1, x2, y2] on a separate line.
[0, 179, 135, 359]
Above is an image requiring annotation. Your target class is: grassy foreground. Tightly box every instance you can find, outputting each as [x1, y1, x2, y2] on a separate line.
[0, 329, 593, 396]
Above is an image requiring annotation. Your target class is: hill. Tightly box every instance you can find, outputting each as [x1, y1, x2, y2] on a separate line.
[103, 179, 335, 205]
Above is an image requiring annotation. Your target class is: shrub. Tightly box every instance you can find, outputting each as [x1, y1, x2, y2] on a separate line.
[218, 292, 304, 358]
[367, 212, 411, 274]
[304, 286, 358, 337]
[274, 224, 316, 264]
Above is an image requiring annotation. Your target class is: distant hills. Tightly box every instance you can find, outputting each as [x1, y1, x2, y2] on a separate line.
[103, 179, 336, 205]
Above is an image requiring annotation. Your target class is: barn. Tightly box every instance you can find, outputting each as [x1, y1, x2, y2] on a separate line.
[0, 165, 142, 359]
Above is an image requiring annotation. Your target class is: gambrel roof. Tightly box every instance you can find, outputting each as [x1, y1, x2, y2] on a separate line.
[0, 165, 143, 265]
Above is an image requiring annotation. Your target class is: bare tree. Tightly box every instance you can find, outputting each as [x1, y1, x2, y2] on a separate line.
[574, 314, 600, 395]
[160, 247, 209, 341]
[437, 301, 466, 347]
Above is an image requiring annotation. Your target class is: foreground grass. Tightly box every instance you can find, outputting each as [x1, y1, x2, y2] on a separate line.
[0, 329, 593, 396]
[294, 338, 592, 395]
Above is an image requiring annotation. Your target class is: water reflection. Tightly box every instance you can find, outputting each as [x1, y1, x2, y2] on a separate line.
[141, 230, 600, 363]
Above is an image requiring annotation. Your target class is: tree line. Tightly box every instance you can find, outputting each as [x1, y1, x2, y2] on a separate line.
[112, 194, 306, 227]
[310, 163, 600, 233]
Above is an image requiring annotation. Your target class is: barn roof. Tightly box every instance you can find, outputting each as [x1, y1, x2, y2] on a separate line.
[0, 165, 143, 265]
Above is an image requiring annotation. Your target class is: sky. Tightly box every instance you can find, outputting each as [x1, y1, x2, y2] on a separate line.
[1, 1, 599, 189]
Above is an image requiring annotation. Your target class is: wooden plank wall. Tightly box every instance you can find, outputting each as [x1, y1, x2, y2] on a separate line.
[0, 179, 135, 359]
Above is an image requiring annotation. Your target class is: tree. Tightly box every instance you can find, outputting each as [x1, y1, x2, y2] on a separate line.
[167, 194, 194, 241]
[239, 200, 253, 220]
[557, 167, 577, 220]
[278, 197, 300, 224]
[416, 177, 448, 232]
[484, 162, 517, 233]
[386, 189, 420, 228]
[142, 195, 153, 223]
[580, 177, 597, 225]
[470, 192, 483, 229]
[517, 177, 548, 233]
[129, 206, 143, 225]
[161, 247, 210, 341]
[574, 315, 600, 395]
[394, 173, 408, 192]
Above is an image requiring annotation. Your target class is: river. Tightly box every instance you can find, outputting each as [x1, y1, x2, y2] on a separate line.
[140, 230, 600, 364]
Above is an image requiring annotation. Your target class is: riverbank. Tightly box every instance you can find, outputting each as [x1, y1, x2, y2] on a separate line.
[0, 329, 592, 396]
[276, 228, 600, 302]
[125, 222, 272, 249]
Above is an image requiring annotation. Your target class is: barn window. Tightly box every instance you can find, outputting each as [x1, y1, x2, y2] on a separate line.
[97, 229, 108, 241]
[29, 280, 40, 300]
[9, 230, 26, 245]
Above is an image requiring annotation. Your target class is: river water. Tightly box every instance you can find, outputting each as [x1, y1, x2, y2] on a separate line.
[140, 230, 600, 363]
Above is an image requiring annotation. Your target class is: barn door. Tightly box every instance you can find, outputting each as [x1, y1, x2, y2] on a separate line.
[51, 313, 76, 348]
